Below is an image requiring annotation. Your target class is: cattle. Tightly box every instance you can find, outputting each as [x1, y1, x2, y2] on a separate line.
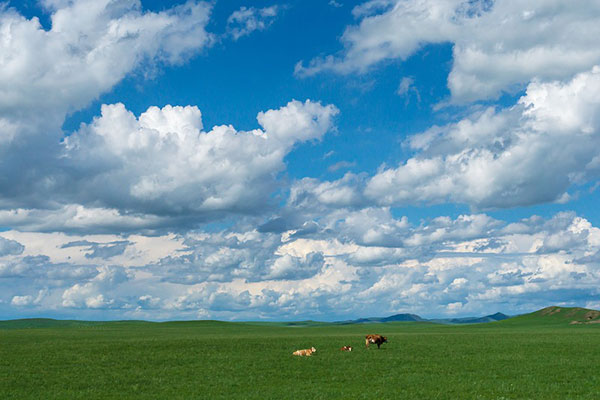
[293, 347, 316, 356]
[365, 334, 388, 349]
[340, 345, 353, 351]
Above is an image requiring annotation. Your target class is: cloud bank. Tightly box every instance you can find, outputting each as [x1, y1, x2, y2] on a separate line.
[2, 210, 599, 320]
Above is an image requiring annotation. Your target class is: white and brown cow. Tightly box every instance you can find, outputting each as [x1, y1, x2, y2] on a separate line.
[292, 346, 316, 356]
[365, 334, 388, 349]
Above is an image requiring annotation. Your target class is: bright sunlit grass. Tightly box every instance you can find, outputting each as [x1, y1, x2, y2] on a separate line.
[1, 316, 599, 399]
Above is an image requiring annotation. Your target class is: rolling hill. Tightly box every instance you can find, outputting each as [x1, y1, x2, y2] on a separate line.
[335, 313, 425, 324]
[429, 312, 511, 324]
[499, 306, 600, 326]
[3, 306, 600, 329]
[336, 312, 509, 325]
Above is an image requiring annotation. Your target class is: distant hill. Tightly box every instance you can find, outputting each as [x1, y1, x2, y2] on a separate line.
[0, 318, 105, 329]
[501, 306, 600, 326]
[4, 306, 598, 329]
[430, 312, 511, 325]
[336, 312, 510, 325]
[336, 313, 425, 325]
[0, 318, 158, 330]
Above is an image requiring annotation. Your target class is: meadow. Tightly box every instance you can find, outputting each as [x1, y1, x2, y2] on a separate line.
[1, 307, 599, 399]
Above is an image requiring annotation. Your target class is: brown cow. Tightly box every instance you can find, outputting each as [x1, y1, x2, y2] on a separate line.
[340, 345, 353, 351]
[365, 334, 388, 349]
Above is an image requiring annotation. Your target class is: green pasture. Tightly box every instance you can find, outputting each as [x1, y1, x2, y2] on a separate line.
[1, 307, 599, 399]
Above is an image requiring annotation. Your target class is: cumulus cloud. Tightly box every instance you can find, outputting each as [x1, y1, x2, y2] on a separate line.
[0, 0, 215, 227]
[61, 265, 130, 309]
[59, 100, 337, 219]
[10, 289, 47, 307]
[366, 67, 600, 209]
[297, 0, 600, 102]
[0, 1, 300, 233]
[0, 94, 337, 233]
[290, 173, 366, 211]
[292, 67, 600, 210]
[0, 0, 213, 142]
[11, 295, 35, 307]
[266, 252, 325, 280]
[226, 5, 280, 40]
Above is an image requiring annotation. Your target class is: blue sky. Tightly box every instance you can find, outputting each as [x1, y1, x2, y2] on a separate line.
[1, 0, 600, 321]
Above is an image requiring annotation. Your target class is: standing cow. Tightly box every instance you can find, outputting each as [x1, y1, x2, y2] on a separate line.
[365, 334, 388, 349]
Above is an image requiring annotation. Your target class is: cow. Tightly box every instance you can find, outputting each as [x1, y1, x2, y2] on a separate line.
[340, 345, 353, 351]
[365, 334, 388, 349]
[293, 347, 316, 356]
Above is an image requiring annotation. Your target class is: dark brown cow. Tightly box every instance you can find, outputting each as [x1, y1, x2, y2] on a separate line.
[365, 334, 388, 349]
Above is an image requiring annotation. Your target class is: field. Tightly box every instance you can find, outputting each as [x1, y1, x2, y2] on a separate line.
[1, 307, 600, 399]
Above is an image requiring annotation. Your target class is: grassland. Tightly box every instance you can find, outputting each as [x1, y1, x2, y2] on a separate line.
[1, 307, 599, 399]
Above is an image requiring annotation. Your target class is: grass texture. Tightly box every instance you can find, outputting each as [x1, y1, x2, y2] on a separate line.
[1, 307, 600, 399]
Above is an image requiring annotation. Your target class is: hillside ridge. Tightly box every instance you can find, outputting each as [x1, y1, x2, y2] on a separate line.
[336, 312, 510, 325]
[537, 306, 600, 325]
[3, 306, 600, 329]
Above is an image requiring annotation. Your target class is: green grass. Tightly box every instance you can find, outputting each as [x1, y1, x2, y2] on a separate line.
[1, 309, 600, 399]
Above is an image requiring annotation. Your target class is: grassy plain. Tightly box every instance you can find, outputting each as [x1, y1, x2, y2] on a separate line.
[1, 308, 600, 399]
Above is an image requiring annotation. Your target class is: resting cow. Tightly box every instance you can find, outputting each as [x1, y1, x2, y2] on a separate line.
[365, 334, 388, 349]
[293, 347, 316, 356]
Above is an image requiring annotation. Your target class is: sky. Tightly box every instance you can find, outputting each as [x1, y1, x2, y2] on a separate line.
[1, 0, 600, 321]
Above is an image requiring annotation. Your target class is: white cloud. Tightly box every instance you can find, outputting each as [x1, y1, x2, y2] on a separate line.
[226, 5, 280, 40]
[0, 95, 337, 232]
[296, 0, 461, 77]
[59, 100, 337, 220]
[290, 173, 365, 210]
[0, 205, 169, 233]
[1, 210, 600, 319]
[292, 67, 600, 210]
[0, 230, 188, 268]
[397, 76, 420, 104]
[11, 295, 34, 307]
[351, 0, 394, 17]
[61, 265, 130, 309]
[297, 0, 600, 102]
[266, 252, 325, 280]
[0, 0, 213, 140]
[397, 76, 413, 95]
[365, 67, 600, 209]
[256, 99, 338, 145]
[0, 0, 214, 221]
[327, 160, 356, 172]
